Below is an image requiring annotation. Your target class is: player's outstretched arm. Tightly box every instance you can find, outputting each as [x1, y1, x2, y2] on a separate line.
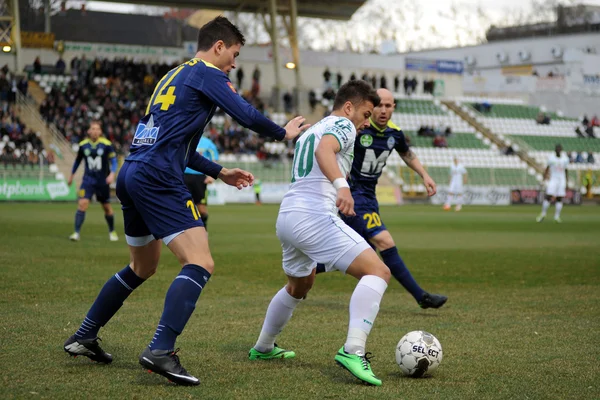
[543, 166, 550, 181]
[106, 154, 118, 185]
[217, 168, 254, 190]
[399, 149, 436, 196]
[200, 73, 309, 141]
[315, 135, 355, 216]
[187, 151, 223, 179]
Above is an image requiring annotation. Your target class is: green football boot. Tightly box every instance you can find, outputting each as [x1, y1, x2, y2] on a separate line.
[334, 347, 382, 386]
[249, 344, 295, 360]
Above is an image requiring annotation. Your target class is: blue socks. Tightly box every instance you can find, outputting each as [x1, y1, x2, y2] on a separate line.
[75, 265, 146, 340]
[74, 210, 86, 233]
[149, 264, 211, 352]
[105, 214, 115, 232]
[380, 247, 425, 302]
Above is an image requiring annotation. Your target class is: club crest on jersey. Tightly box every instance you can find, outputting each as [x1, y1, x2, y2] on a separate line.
[227, 82, 236, 93]
[133, 115, 159, 146]
[97, 148, 104, 156]
[84, 148, 91, 156]
[387, 136, 395, 150]
[360, 134, 373, 147]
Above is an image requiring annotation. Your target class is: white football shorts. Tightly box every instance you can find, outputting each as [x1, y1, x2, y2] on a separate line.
[276, 211, 371, 278]
[546, 178, 566, 197]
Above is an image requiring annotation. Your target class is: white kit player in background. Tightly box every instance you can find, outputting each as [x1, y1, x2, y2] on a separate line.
[443, 158, 468, 212]
[537, 144, 569, 223]
[248, 81, 393, 387]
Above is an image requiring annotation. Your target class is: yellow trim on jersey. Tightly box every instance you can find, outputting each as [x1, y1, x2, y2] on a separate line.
[196, 58, 220, 70]
[79, 139, 90, 146]
[368, 118, 402, 133]
[98, 137, 112, 146]
[387, 120, 401, 131]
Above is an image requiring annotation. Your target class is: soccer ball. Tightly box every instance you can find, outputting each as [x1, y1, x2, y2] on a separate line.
[395, 330, 443, 377]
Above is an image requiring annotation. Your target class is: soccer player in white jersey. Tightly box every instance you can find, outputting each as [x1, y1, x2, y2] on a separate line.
[248, 81, 392, 386]
[443, 158, 468, 211]
[537, 144, 569, 223]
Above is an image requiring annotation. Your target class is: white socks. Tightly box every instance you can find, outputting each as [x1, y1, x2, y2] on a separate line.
[445, 194, 454, 206]
[254, 287, 302, 353]
[541, 199, 550, 217]
[555, 202, 563, 219]
[344, 275, 388, 355]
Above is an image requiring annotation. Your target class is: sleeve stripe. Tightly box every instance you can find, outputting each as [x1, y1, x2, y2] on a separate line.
[323, 133, 343, 150]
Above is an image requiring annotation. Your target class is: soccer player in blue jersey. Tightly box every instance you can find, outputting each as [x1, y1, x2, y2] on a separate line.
[63, 16, 308, 386]
[67, 120, 119, 242]
[316, 88, 448, 309]
[184, 136, 219, 230]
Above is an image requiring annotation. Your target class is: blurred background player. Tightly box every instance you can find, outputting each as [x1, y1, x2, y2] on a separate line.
[63, 16, 308, 386]
[317, 88, 447, 309]
[444, 158, 468, 212]
[249, 81, 391, 386]
[254, 178, 262, 204]
[184, 136, 219, 231]
[67, 120, 118, 242]
[537, 144, 569, 223]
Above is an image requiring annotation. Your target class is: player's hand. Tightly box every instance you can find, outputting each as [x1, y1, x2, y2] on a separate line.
[204, 176, 215, 184]
[105, 172, 115, 185]
[67, 176, 73, 186]
[218, 168, 254, 190]
[284, 116, 311, 141]
[423, 174, 437, 197]
[336, 187, 355, 216]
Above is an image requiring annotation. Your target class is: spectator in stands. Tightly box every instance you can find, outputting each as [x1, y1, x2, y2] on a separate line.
[236, 66, 244, 90]
[444, 126, 452, 137]
[592, 115, 600, 127]
[433, 134, 448, 148]
[380, 75, 387, 89]
[394, 75, 400, 93]
[410, 77, 417, 94]
[252, 65, 261, 84]
[536, 112, 550, 125]
[323, 67, 331, 83]
[575, 152, 584, 163]
[0, 73, 9, 102]
[361, 72, 369, 81]
[403, 76, 409, 94]
[582, 115, 589, 126]
[503, 145, 515, 156]
[308, 90, 317, 112]
[322, 87, 335, 102]
[283, 91, 293, 114]
[588, 152, 595, 164]
[336, 71, 342, 89]
[585, 124, 595, 138]
[16, 76, 27, 96]
[56, 57, 66, 75]
[33, 57, 42, 74]
[575, 126, 586, 138]
[349, 72, 356, 81]
[370, 75, 377, 89]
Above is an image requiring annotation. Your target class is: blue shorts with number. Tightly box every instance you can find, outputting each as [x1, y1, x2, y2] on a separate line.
[79, 179, 110, 204]
[340, 198, 387, 242]
[116, 161, 203, 240]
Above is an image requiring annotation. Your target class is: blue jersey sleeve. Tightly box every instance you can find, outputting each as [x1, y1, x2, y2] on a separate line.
[72, 146, 83, 174]
[394, 130, 410, 154]
[187, 151, 223, 179]
[187, 68, 286, 141]
[107, 144, 117, 172]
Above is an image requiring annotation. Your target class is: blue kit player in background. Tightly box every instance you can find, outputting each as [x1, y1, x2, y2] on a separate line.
[63, 16, 309, 386]
[316, 88, 448, 309]
[67, 120, 118, 242]
[184, 136, 219, 230]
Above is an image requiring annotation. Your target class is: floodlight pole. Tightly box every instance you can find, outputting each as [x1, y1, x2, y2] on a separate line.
[268, 0, 282, 112]
[288, 0, 304, 113]
[44, 0, 51, 33]
[11, 0, 21, 73]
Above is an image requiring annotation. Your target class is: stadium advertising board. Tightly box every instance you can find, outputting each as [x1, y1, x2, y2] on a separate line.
[0, 179, 76, 201]
[430, 186, 511, 206]
[21, 32, 55, 49]
[64, 42, 181, 60]
[511, 189, 581, 205]
[405, 58, 463, 74]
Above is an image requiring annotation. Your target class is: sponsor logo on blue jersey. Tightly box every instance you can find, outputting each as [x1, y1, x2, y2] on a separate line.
[133, 115, 159, 146]
[387, 136, 395, 150]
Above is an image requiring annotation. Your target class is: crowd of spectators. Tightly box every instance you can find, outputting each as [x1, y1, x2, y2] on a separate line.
[0, 102, 47, 166]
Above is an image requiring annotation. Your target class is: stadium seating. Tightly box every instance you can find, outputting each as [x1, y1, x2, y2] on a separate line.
[405, 132, 489, 149]
[0, 163, 55, 179]
[33, 74, 73, 92]
[468, 103, 575, 121]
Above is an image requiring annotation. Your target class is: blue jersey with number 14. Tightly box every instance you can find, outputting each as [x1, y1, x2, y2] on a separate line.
[126, 58, 285, 178]
[350, 119, 409, 205]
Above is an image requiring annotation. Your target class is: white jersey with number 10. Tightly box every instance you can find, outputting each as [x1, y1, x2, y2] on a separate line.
[280, 115, 356, 215]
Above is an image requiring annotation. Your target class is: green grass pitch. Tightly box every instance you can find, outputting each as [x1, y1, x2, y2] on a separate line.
[0, 203, 599, 399]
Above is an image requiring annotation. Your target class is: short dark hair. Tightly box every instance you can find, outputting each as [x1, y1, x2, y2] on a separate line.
[197, 16, 245, 52]
[333, 80, 380, 110]
[89, 120, 102, 130]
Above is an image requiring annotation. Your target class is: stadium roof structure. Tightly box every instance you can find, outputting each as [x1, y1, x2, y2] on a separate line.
[94, 0, 366, 21]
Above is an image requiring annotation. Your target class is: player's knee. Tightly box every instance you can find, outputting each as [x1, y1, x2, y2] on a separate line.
[286, 280, 313, 299]
[77, 200, 89, 212]
[371, 235, 395, 252]
[373, 263, 391, 283]
[130, 261, 158, 280]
